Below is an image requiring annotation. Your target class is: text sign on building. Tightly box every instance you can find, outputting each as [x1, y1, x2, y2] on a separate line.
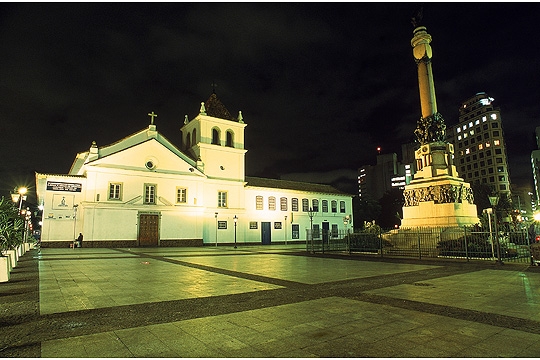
[46, 181, 82, 192]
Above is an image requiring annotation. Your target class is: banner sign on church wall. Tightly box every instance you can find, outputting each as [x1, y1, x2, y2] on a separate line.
[46, 181, 82, 192]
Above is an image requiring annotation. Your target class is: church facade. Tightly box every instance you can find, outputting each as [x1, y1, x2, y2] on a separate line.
[35, 94, 353, 247]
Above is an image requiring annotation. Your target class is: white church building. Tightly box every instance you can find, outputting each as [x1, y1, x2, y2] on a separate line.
[35, 93, 353, 247]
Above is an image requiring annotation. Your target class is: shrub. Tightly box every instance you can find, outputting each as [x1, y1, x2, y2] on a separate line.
[349, 232, 392, 252]
[437, 232, 492, 258]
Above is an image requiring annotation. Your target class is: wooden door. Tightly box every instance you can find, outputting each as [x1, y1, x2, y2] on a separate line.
[138, 214, 159, 246]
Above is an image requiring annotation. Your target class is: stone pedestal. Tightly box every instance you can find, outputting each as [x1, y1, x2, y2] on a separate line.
[401, 176, 479, 228]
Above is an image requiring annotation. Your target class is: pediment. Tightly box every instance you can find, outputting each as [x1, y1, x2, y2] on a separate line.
[88, 138, 203, 176]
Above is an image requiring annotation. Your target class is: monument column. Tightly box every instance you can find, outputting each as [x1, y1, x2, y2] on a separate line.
[400, 17, 478, 228]
[412, 26, 437, 119]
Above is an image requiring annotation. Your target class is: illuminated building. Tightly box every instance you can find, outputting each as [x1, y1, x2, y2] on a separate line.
[358, 152, 412, 199]
[35, 93, 353, 247]
[531, 126, 540, 212]
[446, 92, 512, 196]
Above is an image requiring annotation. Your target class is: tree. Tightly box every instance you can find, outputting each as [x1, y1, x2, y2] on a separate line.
[471, 183, 495, 217]
[0, 197, 24, 255]
[377, 188, 404, 229]
[353, 194, 381, 230]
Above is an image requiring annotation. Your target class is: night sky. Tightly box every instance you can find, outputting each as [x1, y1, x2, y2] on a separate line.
[1, 3, 539, 204]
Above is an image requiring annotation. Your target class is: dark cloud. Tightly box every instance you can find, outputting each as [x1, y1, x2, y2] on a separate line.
[1, 3, 539, 203]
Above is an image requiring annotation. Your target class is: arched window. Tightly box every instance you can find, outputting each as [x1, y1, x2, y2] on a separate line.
[226, 130, 234, 147]
[268, 196, 276, 211]
[186, 132, 191, 149]
[212, 128, 220, 145]
[192, 129, 197, 146]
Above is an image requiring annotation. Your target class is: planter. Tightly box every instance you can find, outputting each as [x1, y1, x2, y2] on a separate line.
[24, 242, 30, 252]
[6, 249, 17, 268]
[17, 245, 23, 257]
[0, 256, 10, 282]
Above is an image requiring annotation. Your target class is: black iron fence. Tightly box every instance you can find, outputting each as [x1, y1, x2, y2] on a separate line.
[305, 227, 536, 264]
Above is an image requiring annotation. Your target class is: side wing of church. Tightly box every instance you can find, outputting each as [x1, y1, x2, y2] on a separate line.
[35, 94, 353, 247]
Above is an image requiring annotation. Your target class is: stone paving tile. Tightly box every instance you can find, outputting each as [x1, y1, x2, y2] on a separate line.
[38, 252, 282, 314]
[176, 253, 440, 284]
[40, 295, 540, 358]
[3, 247, 536, 358]
[365, 269, 540, 321]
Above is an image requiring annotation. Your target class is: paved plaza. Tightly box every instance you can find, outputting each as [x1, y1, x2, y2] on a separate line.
[1, 245, 540, 357]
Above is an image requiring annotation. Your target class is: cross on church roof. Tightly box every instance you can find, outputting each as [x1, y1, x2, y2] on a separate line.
[211, 81, 218, 94]
[147, 111, 157, 125]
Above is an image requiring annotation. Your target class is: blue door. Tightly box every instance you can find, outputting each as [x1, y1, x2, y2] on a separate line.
[261, 222, 271, 244]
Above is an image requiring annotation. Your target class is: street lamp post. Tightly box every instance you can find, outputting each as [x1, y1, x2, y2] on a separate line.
[489, 195, 503, 265]
[284, 215, 287, 246]
[11, 187, 27, 213]
[307, 207, 315, 253]
[484, 208, 496, 259]
[73, 204, 79, 245]
[233, 215, 237, 249]
[215, 212, 218, 247]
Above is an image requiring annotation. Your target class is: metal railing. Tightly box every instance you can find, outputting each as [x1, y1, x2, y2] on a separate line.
[306, 227, 535, 264]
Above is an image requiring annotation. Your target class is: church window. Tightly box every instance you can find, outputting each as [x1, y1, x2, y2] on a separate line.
[302, 198, 309, 212]
[339, 201, 346, 213]
[226, 130, 234, 147]
[312, 199, 319, 212]
[322, 200, 328, 213]
[218, 191, 227, 208]
[256, 196, 263, 210]
[192, 129, 197, 146]
[331, 200, 337, 213]
[292, 198, 299, 211]
[144, 184, 156, 204]
[268, 196, 276, 210]
[186, 133, 191, 149]
[212, 128, 221, 145]
[108, 183, 122, 200]
[280, 197, 287, 211]
[176, 188, 187, 203]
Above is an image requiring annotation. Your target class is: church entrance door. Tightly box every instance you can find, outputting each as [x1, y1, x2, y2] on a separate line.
[138, 213, 160, 246]
[261, 222, 271, 245]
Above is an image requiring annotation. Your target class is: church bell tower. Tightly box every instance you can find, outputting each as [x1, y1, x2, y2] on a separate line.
[180, 92, 247, 181]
